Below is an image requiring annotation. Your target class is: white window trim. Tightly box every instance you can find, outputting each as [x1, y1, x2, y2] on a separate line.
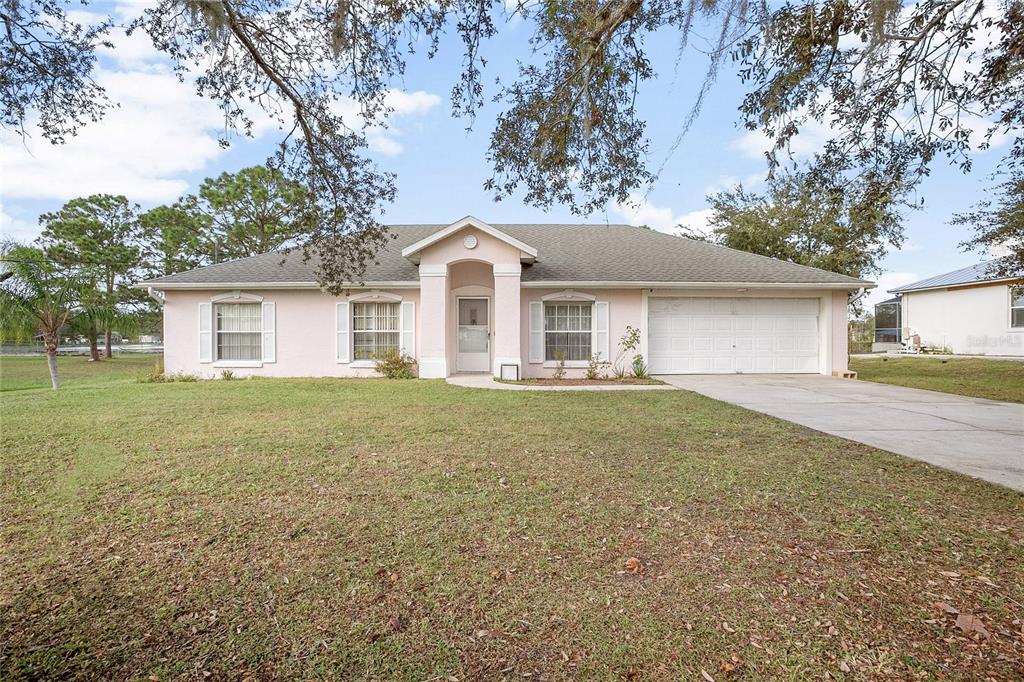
[350, 299, 402, 363]
[213, 360, 263, 368]
[349, 290, 403, 303]
[211, 290, 264, 303]
[542, 299, 594, 363]
[541, 289, 596, 302]
[213, 299, 265, 365]
[1010, 285, 1024, 331]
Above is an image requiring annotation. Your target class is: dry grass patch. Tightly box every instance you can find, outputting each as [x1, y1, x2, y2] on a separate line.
[1, 361, 1022, 680]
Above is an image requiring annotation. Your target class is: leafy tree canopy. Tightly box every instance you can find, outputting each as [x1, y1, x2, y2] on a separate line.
[954, 166, 1024, 276]
[137, 202, 213, 278]
[38, 194, 142, 297]
[191, 165, 316, 261]
[701, 165, 914, 281]
[37, 194, 145, 356]
[3, 0, 1022, 283]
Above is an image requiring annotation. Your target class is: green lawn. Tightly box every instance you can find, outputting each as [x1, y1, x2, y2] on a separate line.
[0, 354, 159, 392]
[850, 356, 1024, 403]
[2, 357, 1021, 680]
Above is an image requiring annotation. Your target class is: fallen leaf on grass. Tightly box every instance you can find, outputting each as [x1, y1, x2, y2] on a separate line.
[475, 628, 509, 640]
[719, 653, 741, 673]
[624, 557, 643, 574]
[955, 612, 990, 639]
[933, 601, 959, 615]
[701, 669, 715, 682]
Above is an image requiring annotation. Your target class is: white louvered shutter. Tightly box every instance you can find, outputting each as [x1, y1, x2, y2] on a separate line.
[261, 302, 276, 363]
[400, 301, 415, 357]
[336, 301, 350, 362]
[593, 301, 609, 361]
[199, 302, 213, 363]
[529, 301, 544, 363]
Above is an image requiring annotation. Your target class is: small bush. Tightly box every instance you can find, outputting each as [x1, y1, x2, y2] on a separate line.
[552, 351, 567, 380]
[585, 354, 601, 380]
[374, 348, 417, 379]
[136, 367, 199, 384]
[611, 325, 641, 377]
[631, 354, 649, 378]
[220, 369, 235, 381]
[137, 358, 166, 383]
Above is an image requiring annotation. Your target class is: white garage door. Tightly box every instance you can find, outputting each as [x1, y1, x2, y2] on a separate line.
[648, 297, 820, 374]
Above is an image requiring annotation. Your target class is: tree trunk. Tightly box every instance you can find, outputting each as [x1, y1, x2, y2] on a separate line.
[89, 323, 100, 362]
[44, 334, 60, 390]
[105, 274, 115, 358]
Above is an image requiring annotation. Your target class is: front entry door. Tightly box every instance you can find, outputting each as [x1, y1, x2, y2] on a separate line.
[457, 298, 490, 372]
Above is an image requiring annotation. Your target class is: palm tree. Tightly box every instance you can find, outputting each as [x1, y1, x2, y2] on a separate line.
[0, 242, 84, 390]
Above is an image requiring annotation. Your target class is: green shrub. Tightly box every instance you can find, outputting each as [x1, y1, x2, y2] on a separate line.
[374, 348, 417, 379]
[585, 354, 602, 380]
[631, 354, 649, 378]
[136, 359, 200, 384]
[611, 325, 641, 377]
[220, 369, 235, 381]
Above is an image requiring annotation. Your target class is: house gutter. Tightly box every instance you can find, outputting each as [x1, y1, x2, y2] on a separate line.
[134, 280, 874, 292]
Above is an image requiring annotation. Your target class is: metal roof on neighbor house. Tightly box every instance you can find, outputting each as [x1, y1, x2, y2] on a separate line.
[140, 224, 873, 288]
[889, 258, 1014, 293]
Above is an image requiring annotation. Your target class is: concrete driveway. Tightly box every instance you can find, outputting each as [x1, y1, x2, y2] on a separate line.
[658, 374, 1024, 493]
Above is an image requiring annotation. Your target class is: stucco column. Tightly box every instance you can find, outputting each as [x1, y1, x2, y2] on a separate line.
[418, 264, 448, 378]
[492, 263, 522, 377]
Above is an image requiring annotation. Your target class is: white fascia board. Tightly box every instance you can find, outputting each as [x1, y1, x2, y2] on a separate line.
[400, 215, 539, 259]
[135, 281, 420, 291]
[890, 277, 1020, 295]
[520, 281, 874, 290]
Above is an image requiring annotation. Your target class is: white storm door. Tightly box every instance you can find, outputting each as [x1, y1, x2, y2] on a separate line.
[457, 298, 490, 372]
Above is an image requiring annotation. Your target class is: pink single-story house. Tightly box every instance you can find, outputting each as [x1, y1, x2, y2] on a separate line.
[137, 216, 872, 379]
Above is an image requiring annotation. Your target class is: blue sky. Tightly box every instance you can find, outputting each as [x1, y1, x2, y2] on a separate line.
[0, 4, 1008, 309]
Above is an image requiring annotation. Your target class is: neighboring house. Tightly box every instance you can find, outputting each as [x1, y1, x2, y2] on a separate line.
[136, 216, 871, 378]
[890, 258, 1023, 356]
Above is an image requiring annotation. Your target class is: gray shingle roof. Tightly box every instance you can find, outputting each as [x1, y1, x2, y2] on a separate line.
[890, 258, 1011, 293]
[141, 224, 872, 287]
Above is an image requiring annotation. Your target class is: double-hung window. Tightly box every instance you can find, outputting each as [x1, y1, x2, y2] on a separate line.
[544, 302, 592, 362]
[215, 303, 262, 361]
[352, 302, 400, 360]
[1012, 286, 1024, 329]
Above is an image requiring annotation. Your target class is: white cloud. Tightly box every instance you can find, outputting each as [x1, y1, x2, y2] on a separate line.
[2, 67, 229, 202]
[334, 90, 441, 156]
[0, 208, 40, 242]
[732, 117, 833, 162]
[703, 172, 767, 197]
[676, 208, 716, 238]
[611, 194, 694, 234]
[610, 194, 718, 238]
[1, 19, 440, 203]
[863, 271, 919, 309]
